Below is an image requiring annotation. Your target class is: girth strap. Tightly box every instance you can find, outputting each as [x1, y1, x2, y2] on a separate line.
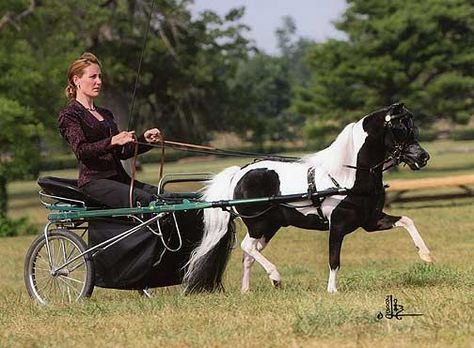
[307, 168, 326, 220]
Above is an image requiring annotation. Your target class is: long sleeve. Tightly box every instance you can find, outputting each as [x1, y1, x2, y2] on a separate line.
[116, 133, 153, 160]
[58, 112, 114, 161]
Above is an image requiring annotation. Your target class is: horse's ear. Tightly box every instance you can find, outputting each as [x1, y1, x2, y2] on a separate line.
[389, 102, 405, 115]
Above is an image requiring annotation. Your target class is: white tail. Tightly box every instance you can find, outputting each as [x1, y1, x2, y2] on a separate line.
[183, 166, 241, 292]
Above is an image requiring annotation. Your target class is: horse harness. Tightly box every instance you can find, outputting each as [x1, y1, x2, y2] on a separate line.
[344, 106, 415, 174]
[307, 167, 341, 223]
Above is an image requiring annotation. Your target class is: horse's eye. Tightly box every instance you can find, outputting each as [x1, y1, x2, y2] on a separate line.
[392, 126, 408, 139]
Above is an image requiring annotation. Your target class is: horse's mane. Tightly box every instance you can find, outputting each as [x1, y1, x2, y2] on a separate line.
[302, 119, 366, 188]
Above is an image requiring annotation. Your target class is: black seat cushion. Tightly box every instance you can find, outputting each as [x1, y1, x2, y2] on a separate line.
[38, 176, 105, 207]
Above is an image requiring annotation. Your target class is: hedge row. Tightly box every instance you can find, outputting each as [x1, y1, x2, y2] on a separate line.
[451, 128, 474, 141]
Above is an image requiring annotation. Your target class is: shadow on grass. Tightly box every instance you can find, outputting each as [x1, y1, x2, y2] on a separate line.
[391, 263, 470, 288]
[293, 299, 382, 338]
[339, 263, 471, 291]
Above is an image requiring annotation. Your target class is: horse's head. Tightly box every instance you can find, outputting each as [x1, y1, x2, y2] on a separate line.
[383, 103, 430, 170]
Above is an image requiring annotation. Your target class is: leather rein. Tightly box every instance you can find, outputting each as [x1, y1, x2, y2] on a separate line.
[128, 135, 298, 208]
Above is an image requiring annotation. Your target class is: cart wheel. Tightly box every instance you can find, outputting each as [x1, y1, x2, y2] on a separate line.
[24, 229, 94, 305]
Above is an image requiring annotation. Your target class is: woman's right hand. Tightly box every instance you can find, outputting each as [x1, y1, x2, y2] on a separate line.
[110, 131, 136, 146]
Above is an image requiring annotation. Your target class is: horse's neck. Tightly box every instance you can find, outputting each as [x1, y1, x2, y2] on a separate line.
[350, 134, 387, 193]
[306, 121, 366, 189]
[307, 119, 388, 191]
[357, 130, 386, 167]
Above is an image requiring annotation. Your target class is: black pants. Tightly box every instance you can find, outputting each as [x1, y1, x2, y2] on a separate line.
[82, 176, 158, 208]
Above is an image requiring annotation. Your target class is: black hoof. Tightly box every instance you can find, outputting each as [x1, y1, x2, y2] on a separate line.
[272, 279, 282, 288]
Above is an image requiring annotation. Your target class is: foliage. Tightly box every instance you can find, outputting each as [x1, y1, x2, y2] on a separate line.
[95, 1, 252, 142]
[293, 0, 474, 133]
[0, 216, 36, 237]
[417, 129, 439, 142]
[1, 0, 253, 140]
[451, 128, 474, 141]
[0, 98, 42, 178]
[230, 53, 292, 144]
[0, 0, 251, 218]
[0, 96, 42, 217]
[229, 16, 314, 144]
[302, 119, 341, 149]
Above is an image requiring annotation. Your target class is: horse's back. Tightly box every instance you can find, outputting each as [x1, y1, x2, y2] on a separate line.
[232, 161, 309, 196]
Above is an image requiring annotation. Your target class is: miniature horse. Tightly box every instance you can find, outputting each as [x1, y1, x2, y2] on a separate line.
[183, 103, 432, 293]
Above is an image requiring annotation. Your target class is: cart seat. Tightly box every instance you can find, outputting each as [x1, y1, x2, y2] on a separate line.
[38, 176, 105, 207]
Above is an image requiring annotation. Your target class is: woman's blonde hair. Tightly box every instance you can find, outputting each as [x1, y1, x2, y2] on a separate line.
[64, 52, 102, 100]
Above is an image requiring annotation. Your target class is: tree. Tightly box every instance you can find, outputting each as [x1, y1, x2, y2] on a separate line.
[0, 0, 251, 223]
[94, 1, 252, 142]
[0, 98, 41, 217]
[293, 0, 474, 133]
[228, 16, 314, 144]
[230, 53, 292, 144]
[0, 1, 46, 221]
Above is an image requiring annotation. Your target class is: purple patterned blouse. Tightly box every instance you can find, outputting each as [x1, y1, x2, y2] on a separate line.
[58, 100, 151, 187]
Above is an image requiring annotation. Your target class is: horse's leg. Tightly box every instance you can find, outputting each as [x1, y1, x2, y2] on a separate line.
[327, 209, 358, 293]
[241, 232, 281, 288]
[241, 237, 267, 293]
[365, 213, 432, 262]
[327, 230, 344, 293]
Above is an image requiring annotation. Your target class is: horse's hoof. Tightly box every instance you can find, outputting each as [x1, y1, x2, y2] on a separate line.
[419, 252, 433, 263]
[241, 287, 250, 294]
[272, 279, 282, 288]
[327, 288, 338, 294]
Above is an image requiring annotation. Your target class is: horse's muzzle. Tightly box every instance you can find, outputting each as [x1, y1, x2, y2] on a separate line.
[403, 145, 430, 170]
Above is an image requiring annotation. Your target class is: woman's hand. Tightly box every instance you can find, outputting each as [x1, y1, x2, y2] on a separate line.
[144, 128, 161, 143]
[110, 131, 136, 146]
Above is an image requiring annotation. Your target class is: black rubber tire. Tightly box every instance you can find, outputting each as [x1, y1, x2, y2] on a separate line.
[24, 229, 95, 305]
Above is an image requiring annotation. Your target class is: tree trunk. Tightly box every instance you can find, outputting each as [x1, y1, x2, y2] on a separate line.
[0, 174, 8, 219]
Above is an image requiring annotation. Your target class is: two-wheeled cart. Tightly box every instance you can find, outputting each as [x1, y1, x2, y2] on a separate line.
[24, 174, 347, 305]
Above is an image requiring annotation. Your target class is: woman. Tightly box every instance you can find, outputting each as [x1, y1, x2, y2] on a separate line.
[58, 52, 161, 208]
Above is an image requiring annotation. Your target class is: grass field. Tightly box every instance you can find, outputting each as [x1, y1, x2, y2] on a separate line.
[1, 140, 473, 347]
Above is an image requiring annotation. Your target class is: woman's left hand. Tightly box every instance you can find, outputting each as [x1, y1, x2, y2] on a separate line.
[144, 128, 161, 143]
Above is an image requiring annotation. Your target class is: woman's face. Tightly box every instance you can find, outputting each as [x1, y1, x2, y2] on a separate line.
[74, 63, 102, 99]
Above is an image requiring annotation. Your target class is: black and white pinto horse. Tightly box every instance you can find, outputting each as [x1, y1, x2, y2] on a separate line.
[183, 103, 432, 293]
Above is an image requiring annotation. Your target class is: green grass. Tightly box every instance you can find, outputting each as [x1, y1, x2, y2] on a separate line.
[1, 140, 474, 347]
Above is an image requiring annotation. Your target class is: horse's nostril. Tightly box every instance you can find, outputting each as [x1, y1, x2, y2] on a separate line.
[419, 152, 430, 162]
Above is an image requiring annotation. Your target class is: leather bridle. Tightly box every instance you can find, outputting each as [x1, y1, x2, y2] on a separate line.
[344, 108, 415, 174]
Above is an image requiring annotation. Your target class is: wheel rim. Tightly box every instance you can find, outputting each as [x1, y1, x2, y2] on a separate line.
[28, 236, 89, 305]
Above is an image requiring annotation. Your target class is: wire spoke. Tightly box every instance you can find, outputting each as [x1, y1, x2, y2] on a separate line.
[37, 275, 53, 291]
[33, 272, 51, 283]
[28, 233, 90, 304]
[68, 260, 86, 273]
[57, 276, 81, 298]
[34, 266, 51, 272]
[60, 275, 85, 285]
[36, 254, 51, 268]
